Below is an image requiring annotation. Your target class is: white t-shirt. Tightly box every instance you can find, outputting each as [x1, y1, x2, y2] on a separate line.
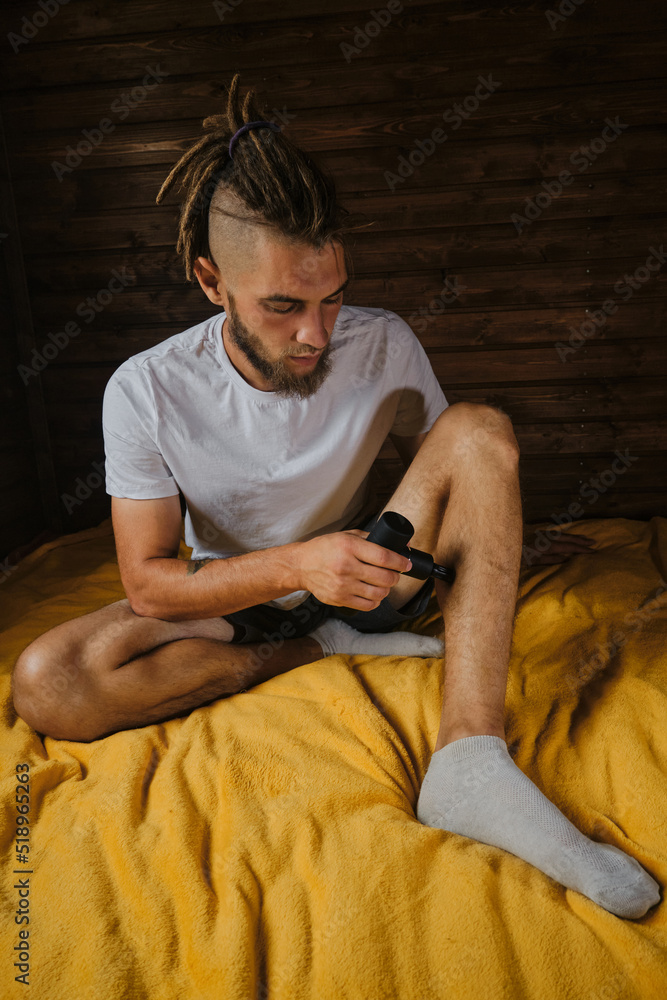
[102, 305, 449, 609]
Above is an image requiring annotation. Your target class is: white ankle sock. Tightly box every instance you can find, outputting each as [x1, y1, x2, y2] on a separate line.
[417, 735, 661, 919]
[309, 618, 444, 658]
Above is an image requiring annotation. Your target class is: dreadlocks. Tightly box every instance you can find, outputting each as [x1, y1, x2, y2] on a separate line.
[155, 72, 370, 286]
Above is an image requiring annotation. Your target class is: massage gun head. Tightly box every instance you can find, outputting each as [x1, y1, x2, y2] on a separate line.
[432, 563, 456, 584]
[373, 511, 456, 584]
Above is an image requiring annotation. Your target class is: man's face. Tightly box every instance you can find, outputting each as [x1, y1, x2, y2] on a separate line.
[195, 235, 348, 400]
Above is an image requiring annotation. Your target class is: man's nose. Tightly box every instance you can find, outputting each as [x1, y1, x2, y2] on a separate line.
[296, 312, 329, 350]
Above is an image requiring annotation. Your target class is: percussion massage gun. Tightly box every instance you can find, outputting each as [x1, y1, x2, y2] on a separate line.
[338, 510, 456, 618]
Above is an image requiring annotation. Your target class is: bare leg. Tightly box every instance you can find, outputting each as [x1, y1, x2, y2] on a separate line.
[373, 402, 522, 751]
[387, 407, 661, 918]
[11, 598, 322, 742]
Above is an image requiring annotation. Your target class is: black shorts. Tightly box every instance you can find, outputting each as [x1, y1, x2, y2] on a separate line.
[221, 508, 435, 644]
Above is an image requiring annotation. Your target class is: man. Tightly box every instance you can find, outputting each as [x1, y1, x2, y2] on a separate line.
[11, 75, 659, 919]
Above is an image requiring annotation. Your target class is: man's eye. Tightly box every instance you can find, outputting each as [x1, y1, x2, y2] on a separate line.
[270, 294, 342, 315]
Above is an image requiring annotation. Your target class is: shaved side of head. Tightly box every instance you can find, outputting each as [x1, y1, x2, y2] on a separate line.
[207, 182, 263, 286]
[208, 181, 297, 289]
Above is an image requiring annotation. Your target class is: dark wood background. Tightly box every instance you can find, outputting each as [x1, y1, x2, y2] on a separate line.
[1, 0, 666, 569]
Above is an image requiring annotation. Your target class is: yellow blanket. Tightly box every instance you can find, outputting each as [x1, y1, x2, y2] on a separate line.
[2, 516, 667, 999]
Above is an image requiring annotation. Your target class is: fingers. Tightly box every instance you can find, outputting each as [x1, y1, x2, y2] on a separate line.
[357, 563, 405, 590]
[334, 531, 405, 598]
[351, 536, 411, 574]
[350, 584, 393, 608]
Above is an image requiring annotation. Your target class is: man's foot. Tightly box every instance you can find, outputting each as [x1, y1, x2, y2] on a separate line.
[308, 618, 444, 658]
[417, 735, 661, 919]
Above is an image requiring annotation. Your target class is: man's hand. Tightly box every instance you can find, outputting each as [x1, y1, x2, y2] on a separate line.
[522, 525, 598, 567]
[296, 528, 412, 611]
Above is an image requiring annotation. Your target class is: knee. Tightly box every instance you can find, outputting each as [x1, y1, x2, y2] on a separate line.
[436, 401, 520, 461]
[481, 404, 520, 461]
[11, 646, 49, 735]
[11, 642, 97, 742]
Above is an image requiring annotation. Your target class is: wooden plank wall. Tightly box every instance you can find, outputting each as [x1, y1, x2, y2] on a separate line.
[0, 106, 60, 569]
[0, 0, 665, 563]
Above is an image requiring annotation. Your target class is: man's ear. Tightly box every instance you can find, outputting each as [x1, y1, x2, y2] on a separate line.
[193, 256, 226, 307]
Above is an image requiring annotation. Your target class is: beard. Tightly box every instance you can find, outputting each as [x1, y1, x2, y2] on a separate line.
[224, 291, 335, 400]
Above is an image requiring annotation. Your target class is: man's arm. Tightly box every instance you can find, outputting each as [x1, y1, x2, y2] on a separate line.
[112, 495, 303, 622]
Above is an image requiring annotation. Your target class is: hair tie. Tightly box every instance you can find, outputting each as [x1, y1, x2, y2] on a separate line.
[228, 120, 282, 160]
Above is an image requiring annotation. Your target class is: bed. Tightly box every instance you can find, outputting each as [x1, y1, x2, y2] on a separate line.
[2, 514, 667, 999]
